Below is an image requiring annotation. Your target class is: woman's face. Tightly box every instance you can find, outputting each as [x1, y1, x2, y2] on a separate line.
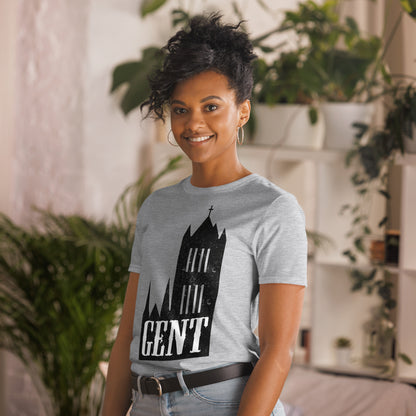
[170, 70, 250, 166]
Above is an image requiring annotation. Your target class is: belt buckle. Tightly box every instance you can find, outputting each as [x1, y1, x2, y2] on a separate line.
[149, 376, 163, 396]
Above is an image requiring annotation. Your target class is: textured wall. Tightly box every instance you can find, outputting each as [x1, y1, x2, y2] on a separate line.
[14, 0, 89, 225]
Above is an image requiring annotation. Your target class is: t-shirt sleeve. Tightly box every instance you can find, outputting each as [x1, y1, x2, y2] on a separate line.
[128, 198, 150, 274]
[253, 193, 307, 286]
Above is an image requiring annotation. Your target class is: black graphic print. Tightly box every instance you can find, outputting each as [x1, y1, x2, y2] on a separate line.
[139, 207, 226, 360]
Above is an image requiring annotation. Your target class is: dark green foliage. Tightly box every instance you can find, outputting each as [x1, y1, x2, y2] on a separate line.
[0, 213, 130, 416]
[110, 47, 165, 116]
[400, 0, 416, 18]
[276, 0, 382, 103]
[0, 157, 181, 415]
[140, 0, 168, 17]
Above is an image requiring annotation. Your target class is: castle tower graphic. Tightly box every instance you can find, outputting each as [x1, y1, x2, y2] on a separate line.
[139, 207, 226, 360]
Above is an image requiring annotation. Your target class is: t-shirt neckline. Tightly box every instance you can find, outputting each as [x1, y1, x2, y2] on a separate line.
[181, 173, 259, 194]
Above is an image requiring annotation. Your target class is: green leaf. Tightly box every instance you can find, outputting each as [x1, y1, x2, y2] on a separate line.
[363, 225, 372, 235]
[111, 47, 164, 115]
[140, 0, 168, 17]
[378, 216, 388, 228]
[398, 352, 413, 365]
[400, 0, 416, 18]
[345, 16, 359, 36]
[345, 149, 357, 167]
[172, 9, 190, 27]
[354, 237, 365, 253]
[352, 122, 369, 140]
[258, 45, 276, 54]
[309, 106, 318, 125]
[110, 62, 141, 93]
[339, 204, 350, 215]
[381, 64, 392, 85]
[378, 189, 391, 199]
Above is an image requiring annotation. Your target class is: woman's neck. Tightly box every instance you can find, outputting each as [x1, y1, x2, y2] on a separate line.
[190, 161, 252, 188]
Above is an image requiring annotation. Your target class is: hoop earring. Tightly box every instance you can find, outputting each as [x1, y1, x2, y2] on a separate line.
[167, 129, 178, 147]
[237, 126, 244, 145]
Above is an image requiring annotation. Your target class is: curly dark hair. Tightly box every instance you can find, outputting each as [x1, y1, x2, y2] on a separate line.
[142, 13, 257, 120]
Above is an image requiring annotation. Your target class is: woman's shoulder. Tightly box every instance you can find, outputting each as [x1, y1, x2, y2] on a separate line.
[244, 174, 295, 202]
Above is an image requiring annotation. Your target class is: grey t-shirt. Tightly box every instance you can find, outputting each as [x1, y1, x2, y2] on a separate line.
[128, 173, 307, 376]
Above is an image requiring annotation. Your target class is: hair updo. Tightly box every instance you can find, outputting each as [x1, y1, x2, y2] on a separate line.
[142, 13, 257, 120]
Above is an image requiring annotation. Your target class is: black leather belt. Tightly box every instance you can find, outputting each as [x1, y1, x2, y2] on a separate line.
[131, 362, 253, 396]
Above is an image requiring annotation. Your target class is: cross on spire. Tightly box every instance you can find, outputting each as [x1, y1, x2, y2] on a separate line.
[208, 205, 214, 217]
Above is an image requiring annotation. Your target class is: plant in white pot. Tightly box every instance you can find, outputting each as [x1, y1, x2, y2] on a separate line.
[251, 49, 325, 149]
[334, 336, 353, 366]
[277, 0, 384, 150]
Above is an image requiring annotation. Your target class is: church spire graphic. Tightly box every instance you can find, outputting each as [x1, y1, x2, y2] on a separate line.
[139, 207, 226, 360]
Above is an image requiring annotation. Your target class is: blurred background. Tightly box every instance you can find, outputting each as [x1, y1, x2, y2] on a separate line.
[1, 1, 416, 415]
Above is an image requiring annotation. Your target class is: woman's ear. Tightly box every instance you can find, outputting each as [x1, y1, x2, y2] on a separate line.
[238, 99, 251, 127]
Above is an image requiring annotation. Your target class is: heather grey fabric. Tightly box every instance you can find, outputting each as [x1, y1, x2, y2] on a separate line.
[128, 174, 307, 376]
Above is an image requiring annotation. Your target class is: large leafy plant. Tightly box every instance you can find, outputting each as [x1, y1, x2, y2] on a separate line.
[0, 157, 181, 416]
[277, 0, 383, 103]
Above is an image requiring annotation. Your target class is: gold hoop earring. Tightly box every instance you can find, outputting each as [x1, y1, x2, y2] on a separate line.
[237, 126, 244, 145]
[167, 129, 178, 147]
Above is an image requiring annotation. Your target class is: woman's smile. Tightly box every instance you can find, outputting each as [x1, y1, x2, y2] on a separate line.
[184, 134, 215, 143]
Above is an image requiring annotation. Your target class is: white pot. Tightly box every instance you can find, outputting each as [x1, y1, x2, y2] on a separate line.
[335, 347, 351, 367]
[321, 102, 375, 150]
[252, 104, 325, 149]
[404, 123, 416, 153]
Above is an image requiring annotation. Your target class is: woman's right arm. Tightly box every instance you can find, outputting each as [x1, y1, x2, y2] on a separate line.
[101, 272, 140, 416]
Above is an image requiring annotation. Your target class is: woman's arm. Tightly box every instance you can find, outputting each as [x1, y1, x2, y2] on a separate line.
[101, 272, 140, 416]
[237, 283, 305, 416]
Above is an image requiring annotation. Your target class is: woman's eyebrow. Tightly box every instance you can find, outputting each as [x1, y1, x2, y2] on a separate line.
[170, 95, 224, 106]
[170, 99, 186, 106]
[201, 95, 224, 103]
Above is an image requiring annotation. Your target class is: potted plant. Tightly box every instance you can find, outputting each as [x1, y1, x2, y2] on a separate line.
[276, 0, 384, 150]
[334, 336, 352, 366]
[0, 157, 181, 416]
[251, 49, 325, 149]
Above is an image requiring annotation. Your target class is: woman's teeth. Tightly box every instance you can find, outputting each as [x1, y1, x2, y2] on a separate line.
[187, 135, 212, 142]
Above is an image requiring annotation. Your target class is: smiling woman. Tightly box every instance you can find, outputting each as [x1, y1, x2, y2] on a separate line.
[101, 13, 307, 416]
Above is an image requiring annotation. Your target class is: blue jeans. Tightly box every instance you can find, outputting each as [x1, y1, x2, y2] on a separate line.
[129, 365, 286, 416]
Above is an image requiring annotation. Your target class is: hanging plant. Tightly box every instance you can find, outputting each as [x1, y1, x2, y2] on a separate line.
[340, 83, 416, 367]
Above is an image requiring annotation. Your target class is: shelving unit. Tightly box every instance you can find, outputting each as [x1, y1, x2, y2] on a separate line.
[152, 141, 416, 383]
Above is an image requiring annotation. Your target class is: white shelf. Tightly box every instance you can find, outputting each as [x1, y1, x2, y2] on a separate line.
[240, 144, 346, 163]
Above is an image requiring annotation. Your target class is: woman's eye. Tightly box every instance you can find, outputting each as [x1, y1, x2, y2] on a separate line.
[173, 107, 187, 115]
[206, 104, 218, 112]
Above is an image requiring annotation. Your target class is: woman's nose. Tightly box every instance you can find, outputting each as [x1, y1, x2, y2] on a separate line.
[185, 110, 204, 130]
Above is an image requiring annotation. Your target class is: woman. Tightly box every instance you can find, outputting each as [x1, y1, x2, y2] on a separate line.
[102, 13, 307, 416]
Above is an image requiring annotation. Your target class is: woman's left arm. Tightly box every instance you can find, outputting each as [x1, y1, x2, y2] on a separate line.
[237, 283, 305, 416]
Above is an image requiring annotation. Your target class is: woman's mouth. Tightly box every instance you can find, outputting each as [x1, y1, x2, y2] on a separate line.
[185, 135, 214, 143]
